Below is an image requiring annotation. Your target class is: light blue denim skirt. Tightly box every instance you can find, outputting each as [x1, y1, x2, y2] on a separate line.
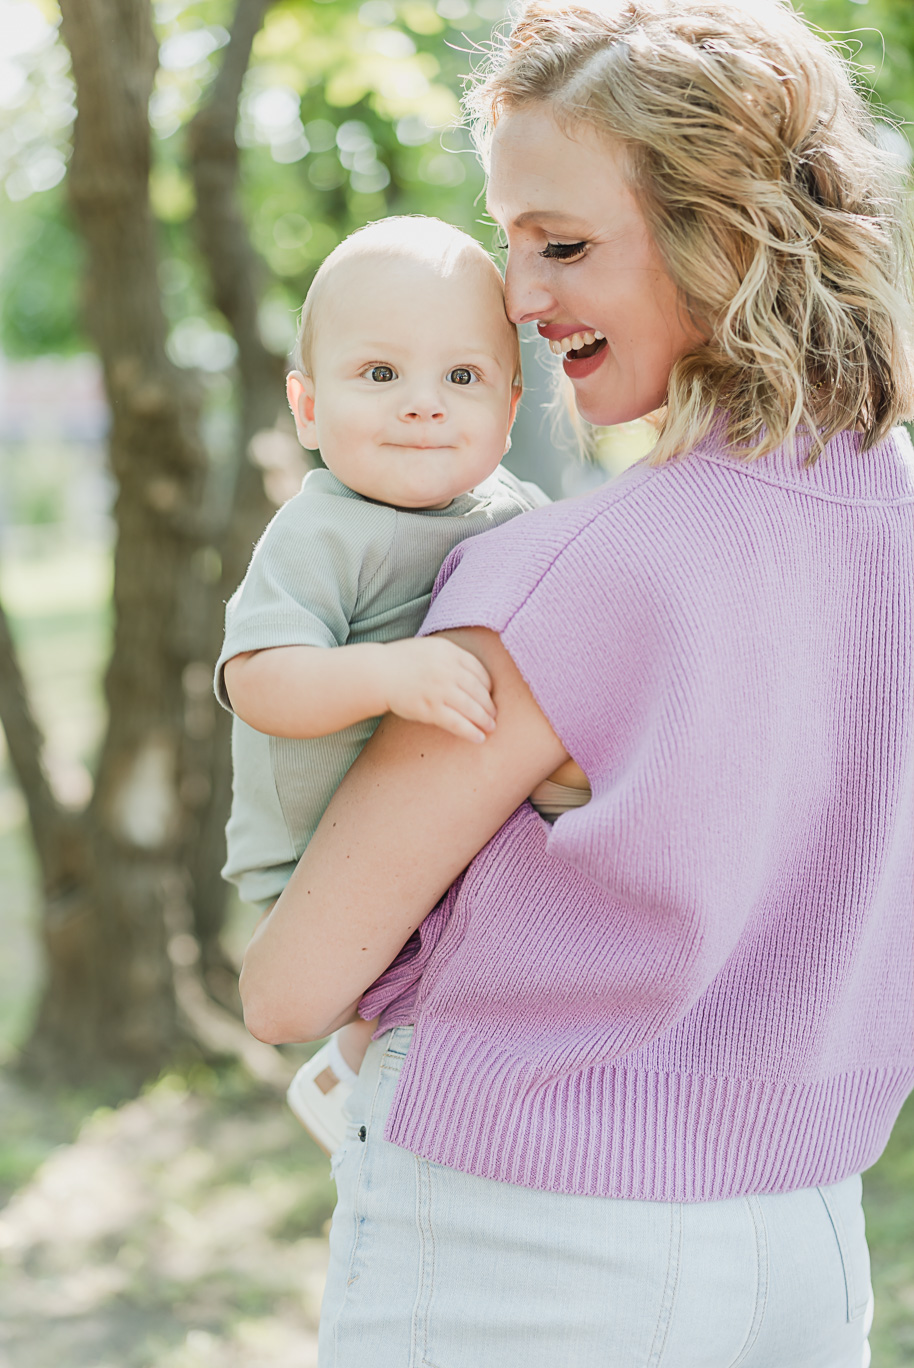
[318, 1027, 873, 1368]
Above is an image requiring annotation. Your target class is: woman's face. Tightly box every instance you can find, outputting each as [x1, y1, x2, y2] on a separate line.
[487, 103, 704, 427]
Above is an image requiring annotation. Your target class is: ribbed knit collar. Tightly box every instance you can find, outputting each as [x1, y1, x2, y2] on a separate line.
[692, 423, 914, 504]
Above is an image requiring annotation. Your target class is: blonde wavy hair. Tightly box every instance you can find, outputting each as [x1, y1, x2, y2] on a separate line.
[467, 0, 914, 461]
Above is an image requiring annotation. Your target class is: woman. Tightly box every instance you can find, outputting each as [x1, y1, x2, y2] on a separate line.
[241, 2, 914, 1363]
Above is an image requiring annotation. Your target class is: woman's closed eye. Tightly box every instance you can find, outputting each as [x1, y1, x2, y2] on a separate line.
[541, 241, 588, 261]
[494, 235, 588, 262]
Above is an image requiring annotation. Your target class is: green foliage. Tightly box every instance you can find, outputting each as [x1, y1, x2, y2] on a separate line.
[0, 186, 84, 356]
[0, 0, 508, 361]
[806, 0, 914, 129]
[3, 0, 912, 362]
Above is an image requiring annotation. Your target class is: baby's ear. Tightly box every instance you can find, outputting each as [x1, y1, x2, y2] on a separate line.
[286, 370, 318, 450]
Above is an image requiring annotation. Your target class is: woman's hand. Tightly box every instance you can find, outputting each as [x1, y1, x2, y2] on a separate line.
[239, 627, 570, 1043]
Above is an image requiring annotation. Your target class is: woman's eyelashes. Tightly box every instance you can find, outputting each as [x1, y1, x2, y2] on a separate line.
[541, 240, 588, 261]
[496, 236, 588, 261]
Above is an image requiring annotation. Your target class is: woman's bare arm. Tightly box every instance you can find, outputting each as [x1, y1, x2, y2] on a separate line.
[239, 627, 569, 1043]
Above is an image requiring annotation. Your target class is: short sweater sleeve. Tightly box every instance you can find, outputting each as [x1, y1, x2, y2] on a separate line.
[215, 482, 396, 709]
[419, 460, 658, 778]
[417, 455, 765, 927]
[417, 450, 817, 965]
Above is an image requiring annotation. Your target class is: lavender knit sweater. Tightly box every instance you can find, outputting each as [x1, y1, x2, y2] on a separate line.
[360, 427, 914, 1202]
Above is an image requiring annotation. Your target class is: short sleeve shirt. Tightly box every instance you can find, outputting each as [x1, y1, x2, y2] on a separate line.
[216, 465, 549, 907]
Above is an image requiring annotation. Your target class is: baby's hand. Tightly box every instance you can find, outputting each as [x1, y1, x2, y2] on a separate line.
[379, 638, 496, 743]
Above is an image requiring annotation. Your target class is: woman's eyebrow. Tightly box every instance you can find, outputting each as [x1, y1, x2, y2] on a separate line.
[487, 206, 591, 231]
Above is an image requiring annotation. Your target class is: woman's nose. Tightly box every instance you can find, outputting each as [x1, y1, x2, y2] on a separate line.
[504, 254, 556, 326]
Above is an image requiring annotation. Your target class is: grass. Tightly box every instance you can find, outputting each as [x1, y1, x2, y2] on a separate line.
[0, 1063, 333, 1368]
[0, 532, 912, 1364]
[863, 1098, 914, 1364]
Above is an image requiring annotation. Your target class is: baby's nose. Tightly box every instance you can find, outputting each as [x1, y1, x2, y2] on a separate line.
[400, 391, 446, 421]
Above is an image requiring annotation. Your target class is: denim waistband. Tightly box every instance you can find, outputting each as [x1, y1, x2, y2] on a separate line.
[380, 1024, 415, 1060]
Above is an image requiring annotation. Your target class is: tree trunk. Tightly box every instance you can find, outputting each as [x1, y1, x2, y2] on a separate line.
[17, 0, 211, 1087]
[0, 0, 291, 1090]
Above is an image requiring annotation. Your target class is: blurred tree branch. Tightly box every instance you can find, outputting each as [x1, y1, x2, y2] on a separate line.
[189, 0, 286, 420]
[182, 0, 290, 990]
[0, 597, 65, 879]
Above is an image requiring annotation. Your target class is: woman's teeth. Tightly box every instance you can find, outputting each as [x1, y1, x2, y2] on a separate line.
[548, 330, 605, 355]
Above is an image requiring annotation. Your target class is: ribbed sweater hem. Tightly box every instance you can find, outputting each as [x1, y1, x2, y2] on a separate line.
[383, 1027, 914, 1201]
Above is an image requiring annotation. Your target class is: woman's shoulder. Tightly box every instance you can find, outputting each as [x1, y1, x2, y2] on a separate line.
[424, 459, 663, 632]
[443, 421, 914, 612]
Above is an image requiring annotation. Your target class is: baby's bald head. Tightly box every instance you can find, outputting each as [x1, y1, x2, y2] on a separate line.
[294, 215, 521, 390]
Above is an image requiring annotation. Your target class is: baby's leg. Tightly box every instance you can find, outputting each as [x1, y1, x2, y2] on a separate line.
[286, 1015, 380, 1154]
[336, 1015, 378, 1074]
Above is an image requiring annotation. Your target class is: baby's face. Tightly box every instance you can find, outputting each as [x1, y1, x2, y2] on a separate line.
[288, 255, 520, 509]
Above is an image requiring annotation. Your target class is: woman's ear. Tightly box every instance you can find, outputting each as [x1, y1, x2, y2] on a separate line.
[286, 370, 318, 450]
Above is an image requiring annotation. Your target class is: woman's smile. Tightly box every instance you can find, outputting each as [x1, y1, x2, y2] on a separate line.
[537, 321, 608, 368]
[487, 104, 704, 426]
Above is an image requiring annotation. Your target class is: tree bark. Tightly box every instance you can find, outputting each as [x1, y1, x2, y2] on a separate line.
[2, 0, 293, 1089]
[18, 0, 209, 1086]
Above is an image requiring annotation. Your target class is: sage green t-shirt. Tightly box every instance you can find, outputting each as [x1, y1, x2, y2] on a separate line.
[215, 465, 549, 908]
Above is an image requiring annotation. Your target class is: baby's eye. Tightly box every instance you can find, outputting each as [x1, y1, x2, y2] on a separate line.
[447, 367, 477, 386]
[365, 364, 396, 382]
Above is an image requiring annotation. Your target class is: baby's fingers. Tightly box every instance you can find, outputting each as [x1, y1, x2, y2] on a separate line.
[456, 668, 496, 723]
[457, 648, 493, 697]
[448, 687, 497, 738]
[435, 704, 490, 745]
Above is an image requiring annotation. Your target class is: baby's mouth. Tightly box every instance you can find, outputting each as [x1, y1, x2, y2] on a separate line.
[547, 330, 607, 361]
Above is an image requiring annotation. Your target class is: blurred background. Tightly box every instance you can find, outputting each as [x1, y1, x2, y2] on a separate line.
[0, 1, 911, 1364]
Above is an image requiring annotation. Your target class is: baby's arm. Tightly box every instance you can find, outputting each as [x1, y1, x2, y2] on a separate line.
[223, 636, 497, 745]
[336, 1015, 377, 1073]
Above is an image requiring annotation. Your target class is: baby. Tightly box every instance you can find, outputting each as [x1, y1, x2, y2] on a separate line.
[216, 215, 588, 1153]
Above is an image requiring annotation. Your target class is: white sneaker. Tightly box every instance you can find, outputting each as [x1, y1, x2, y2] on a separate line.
[286, 1035, 358, 1155]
